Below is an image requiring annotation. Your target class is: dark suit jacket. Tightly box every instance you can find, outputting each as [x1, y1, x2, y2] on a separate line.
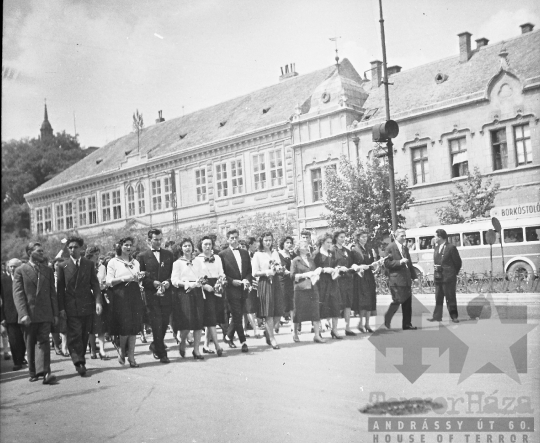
[138, 248, 173, 306]
[219, 247, 252, 300]
[1, 274, 18, 324]
[12, 262, 58, 324]
[57, 257, 102, 317]
[384, 241, 417, 287]
[434, 242, 462, 282]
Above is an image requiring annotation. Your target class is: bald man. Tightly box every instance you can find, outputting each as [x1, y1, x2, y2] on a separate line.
[1, 259, 27, 370]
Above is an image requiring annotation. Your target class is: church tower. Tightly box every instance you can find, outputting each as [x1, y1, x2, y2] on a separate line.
[40, 100, 54, 142]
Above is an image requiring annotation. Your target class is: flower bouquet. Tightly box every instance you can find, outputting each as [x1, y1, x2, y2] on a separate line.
[193, 275, 209, 299]
[269, 260, 285, 276]
[214, 274, 228, 297]
[242, 280, 253, 293]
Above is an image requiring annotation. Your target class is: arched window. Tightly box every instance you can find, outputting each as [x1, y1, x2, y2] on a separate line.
[127, 186, 135, 216]
[137, 183, 146, 214]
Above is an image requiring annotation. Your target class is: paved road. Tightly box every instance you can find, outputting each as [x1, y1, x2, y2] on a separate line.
[1, 293, 539, 443]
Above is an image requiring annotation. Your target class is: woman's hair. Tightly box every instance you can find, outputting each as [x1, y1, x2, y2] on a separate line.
[85, 245, 100, 259]
[172, 238, 194, 260]
[295, 240, 311, 255]
[317, 233, 334, 248]
[258, 232, 274, 251]
[115, 237, 134, 256]
[247, 236, 257, 246]
[198, 235, 215, 252]
[279, 236, 294, 250]
[332, 230, 346, 244]
[355, 228, 369, 238]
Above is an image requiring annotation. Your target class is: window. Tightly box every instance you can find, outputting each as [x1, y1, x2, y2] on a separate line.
[525, 226, 540, 242]
[503, 228, 523, 244]
[482, 230, 500, 245]
[36, 209, 44, 234]
[164, 177, 172, 209]
[312, 168, 323, 202]
[447, 233, 461, 247]
[56, 204, 64, 231]
[419, 236, 434, 250]
[78, 199, 87, 226]
[514, 124, 532, 165]
[151, 180, 162, 211]
[269, 149, 284, 187]
[449, 137, 468, 178]
[44, 207, 52, 232]
[65, 203, 73, 229]
[231, 160, 244, 194]
[102, 192, 111, 222]
[195, 168, 206, 202]
[253, 153, 266, 190]
[112, 190, 122, 220]
[215, 163, 228, 198]
[127, 186, 136, 216]
[463, 231, 480, 246]
[491, 129, 508, 170]
[88, 196, 97, 224]
[137, 183, 146, 214]
[411, 146, 429, 184]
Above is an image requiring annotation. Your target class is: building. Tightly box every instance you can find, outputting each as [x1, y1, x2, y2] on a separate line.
[25, 24, 540, 238]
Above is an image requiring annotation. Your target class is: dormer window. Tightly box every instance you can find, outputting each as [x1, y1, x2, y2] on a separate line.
[219, 120, 227, 127]
[435, 73, 448, 84]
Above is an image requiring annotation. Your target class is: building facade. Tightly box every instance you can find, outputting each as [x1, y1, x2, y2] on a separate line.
[25, 24, 540, 239]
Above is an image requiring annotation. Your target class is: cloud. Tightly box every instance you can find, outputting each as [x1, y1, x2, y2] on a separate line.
[478, 8, 540, 42]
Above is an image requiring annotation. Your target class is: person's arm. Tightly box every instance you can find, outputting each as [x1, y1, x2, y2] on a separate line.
[12, 268, 29, 323]
[384, 245, 404, 270]
[89, 262, 103, 308]
[56, 264, 66, 314]
[49, 268, 59, 323]
[171, 260, 183, 288]
[452, 247, 462, 274]
[244, 251, 253, 284]
[138, 254, 154, 290]
[251, 253, 263, 278]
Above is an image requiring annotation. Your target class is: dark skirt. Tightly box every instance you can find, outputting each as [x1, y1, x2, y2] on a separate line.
[92, 290, 110, 336]
[257, 276, 285, 318]
[279, 274, 295, 313]
[109, 281, 145, 336]
[243, 287, 259, 314]
[317, 274, 342, 319]
[355, 270, 377, 314]
[338, 274, 355, 310]
[172, 286, 204, 331]
[293, 288, 320, 323]
[203, 278, 226, 327]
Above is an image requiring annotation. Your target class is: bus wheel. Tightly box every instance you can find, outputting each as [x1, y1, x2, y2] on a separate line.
[507, 261, 533, 281]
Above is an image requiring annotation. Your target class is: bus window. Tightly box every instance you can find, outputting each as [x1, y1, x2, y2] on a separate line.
[419, 236, 434, 250]
[482, 230, 500, 244]
[504, 228, 524, 243]
[463, 232, 480, 246]
[406, 238, 417, 250]
[525, 226, 540, 242]
[448, 234, 461, 247]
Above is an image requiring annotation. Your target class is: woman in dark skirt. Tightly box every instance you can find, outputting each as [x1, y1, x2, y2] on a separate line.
[242, 237, 260, 337]
[276, 236, 295, 331]
[290, 240, 325, 343]
[351, 229, 378, 333]
[171, 238, 204, 359]
[194, 236, 225, 357]
[252, 232, 284, 349]
[106, 237, 145, 367]
[333, 231, 357, 336]
[314, 233, 343, 339]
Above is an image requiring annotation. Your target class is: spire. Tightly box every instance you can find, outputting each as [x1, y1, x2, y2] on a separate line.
[40, 99, 53, 142]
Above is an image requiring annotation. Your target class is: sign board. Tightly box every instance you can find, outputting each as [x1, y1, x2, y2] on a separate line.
[485, 229, 497, 245]
[490, 202, 540, 219]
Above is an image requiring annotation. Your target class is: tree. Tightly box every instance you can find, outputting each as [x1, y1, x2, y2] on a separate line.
[435, 166, 501, 224]
[323, 155, 414, 249]
[234, 211, 297, 244]
[132, 109, 144, 153]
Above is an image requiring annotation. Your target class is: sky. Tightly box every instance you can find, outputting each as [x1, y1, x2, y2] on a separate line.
[2, 0, 539, 148]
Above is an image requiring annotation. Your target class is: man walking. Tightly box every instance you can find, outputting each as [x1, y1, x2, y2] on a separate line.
[1, 259, 27, 371]
[383, 229, 418, 330]
[138, 229, 173, 363]
[57, 236, 102, 376]
[219, 229, 252, 353]
[428, 229, 462, 323]
[13, 242, 59, 384]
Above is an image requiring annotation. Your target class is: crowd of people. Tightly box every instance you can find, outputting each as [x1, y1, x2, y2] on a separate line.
[1, 226, 461, 385]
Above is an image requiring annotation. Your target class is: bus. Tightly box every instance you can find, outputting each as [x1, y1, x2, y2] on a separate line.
[404, 216, 540, 278]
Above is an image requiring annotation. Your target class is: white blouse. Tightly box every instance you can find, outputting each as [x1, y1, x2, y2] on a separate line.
[252, 250, 280, 275]
[171, 257, 199, 287]
[106, 257, 140, 286]
[193, 254, 224, 278]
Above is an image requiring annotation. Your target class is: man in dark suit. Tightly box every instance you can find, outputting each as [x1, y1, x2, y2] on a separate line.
[1, 258, 26, 371]
[219, 229, 252, 353]
[138, 228, 173, 363]
[13, 242, 59, 384]
[57, 236, 102, 376]
[383, 229, 418, 330]
[428, 229, 462, 323]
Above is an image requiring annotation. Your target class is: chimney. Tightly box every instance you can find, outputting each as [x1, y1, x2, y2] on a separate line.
[279, 63, 298, 82]
[475, 37, 489, 49]
[458, 32, 472, 63]
[387, 65, 402, 76]
[155, 110, 165, 124]
[520, 23, 534, 34]
[370, 60, 383, 87]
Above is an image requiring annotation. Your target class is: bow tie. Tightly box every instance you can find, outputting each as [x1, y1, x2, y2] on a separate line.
[204, 256, 215, 263]
[232, 248, 239, 251]
[186, 261, 193, 266]
[152, 249, 160, 253]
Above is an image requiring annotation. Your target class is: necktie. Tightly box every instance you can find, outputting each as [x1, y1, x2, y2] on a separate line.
[204, 256, 215, 263]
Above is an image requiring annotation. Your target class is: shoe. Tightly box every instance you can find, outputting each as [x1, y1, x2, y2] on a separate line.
[272, 344, 280, 350]
[241, 343, 248, 353]
[22, 358, 28, 365]
[187, 339, 194, 345]
[403, 325, 418, 330]
[384, 320, 391, 329]
[42, 373, 57, 385]
[331, 331, 343, 340]
[365, 327, 374, 333]
[13, 365, 22, 371]
[76, 365, 87, 376]
[118, 353, 126, 366]
[149, 343, 159, 360]
[226, 338, 237, 349]
[4, 354, 11, 360]
[90, 354, 98, 359]
[313, 337, 326, 344]
[140, 336, 148, 344]
[274, 325, 280, 334]
[427, 318, 442, 322]
[63, 351, 70, 357]
[98, 353, 110, 360]
[293, 335, 300, 343]
[160, 356, 170, 364]
[29, 375, 40, 382]
[264, 330, 271, 346]
[345, 330, 357, 336]
[254, 334, 262, 339]
[192, 351, 204, 360]
[129, 361, 140, 368]
[179, 343, 186, 358]
[202, 347, 215, 354]
[358, 325, 366, 333]
[217, 348, 223, 357]
[451, 318, 460, 323]
[54, 347, 63, 356]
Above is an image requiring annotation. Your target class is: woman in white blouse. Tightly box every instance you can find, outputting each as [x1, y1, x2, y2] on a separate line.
[106, 237, 145, 368]
[252, 232, 284, 349]
[194, 236, 225, 357]
[171, 238, 204, 360]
